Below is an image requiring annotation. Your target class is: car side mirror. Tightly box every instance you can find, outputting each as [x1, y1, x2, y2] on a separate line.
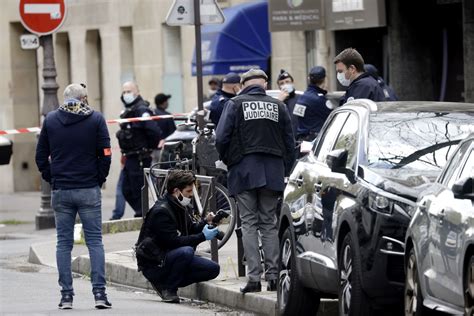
[326, 149, 348, 173]
[326, 149, 356, 184]
[452, 177, 473, 199]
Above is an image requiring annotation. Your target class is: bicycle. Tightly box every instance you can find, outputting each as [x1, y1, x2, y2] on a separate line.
[147, 123, 237, 252]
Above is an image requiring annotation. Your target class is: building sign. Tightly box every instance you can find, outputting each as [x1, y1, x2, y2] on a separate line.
[325, 0, 386, 30]
[268, 0, 323, 32]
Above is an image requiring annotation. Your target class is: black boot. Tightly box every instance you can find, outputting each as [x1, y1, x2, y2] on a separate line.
[240, 281, 262, 294]
[161, 289, 180, 303]
[267, 279, 277, 291]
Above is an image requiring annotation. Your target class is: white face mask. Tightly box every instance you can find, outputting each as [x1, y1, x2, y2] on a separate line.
[123, 92, 136, 105]
[178, 192, 192, 207]
[281, 83, 294, 94]
[337, 71, 351, 87]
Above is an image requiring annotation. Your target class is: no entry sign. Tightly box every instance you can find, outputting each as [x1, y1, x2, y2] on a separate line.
[19, 0, 67, 35]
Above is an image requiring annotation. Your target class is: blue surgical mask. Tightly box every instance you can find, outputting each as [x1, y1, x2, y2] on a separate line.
[123, 93, 136, 105]
[281, 83, 294, 94]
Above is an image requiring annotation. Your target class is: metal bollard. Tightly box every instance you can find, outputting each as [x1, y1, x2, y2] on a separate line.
[235, 205, 246, 277]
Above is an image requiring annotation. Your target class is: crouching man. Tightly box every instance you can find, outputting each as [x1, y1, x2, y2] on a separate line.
[136, 170, 220, 303]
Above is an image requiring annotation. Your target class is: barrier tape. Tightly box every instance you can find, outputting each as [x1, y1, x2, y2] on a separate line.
[0, 113, 190, 135]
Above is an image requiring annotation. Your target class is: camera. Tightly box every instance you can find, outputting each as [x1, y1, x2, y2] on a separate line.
[208, 224, 225, 240]
[212, 209, 229, 224]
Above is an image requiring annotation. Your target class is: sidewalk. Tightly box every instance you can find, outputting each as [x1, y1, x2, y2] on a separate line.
[28, 218, 338, 316]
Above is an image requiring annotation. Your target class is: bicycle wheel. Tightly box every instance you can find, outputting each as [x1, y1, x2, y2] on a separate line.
[197, 183, 237, 252]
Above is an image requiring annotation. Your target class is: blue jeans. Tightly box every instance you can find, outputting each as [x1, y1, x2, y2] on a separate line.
[142, 246, 220, 290]
[111, 170, 126, 220]
[52, 186, 106, 296]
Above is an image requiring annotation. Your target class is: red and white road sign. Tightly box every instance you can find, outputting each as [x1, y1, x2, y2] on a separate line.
[19, 0, 67, 35]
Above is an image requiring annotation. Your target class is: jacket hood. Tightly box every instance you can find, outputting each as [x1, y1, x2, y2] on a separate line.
[56, 108, 93, 126]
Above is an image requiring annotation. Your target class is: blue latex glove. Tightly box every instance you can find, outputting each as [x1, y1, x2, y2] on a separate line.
[202, 225, 218, 240]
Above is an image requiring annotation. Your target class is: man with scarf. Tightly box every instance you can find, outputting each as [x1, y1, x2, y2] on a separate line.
[116, 81, 162, 217]
[137, 170, 220, 303]
[35, 83, 112, 309]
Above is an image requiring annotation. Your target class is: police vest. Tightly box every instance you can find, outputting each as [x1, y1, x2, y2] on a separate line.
[116, 104, 153, 154]
[226, 94, 286, 167]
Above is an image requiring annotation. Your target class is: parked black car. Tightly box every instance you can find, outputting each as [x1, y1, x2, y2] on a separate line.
[277, 100, 474, 315]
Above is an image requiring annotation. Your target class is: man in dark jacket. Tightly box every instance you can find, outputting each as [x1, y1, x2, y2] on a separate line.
[154, 93, 176, 139]
[216, 69, 295, 294]
[294, 66, 333, 141]
[276, 69, 298, 137]
[117, 81, 161, 217]
[209, 72, 241, 126]
[364, 64, 398, 101]
[35, 83, 112, 310]
[334, 48, 385, 105]
[137, 170, 220, 303]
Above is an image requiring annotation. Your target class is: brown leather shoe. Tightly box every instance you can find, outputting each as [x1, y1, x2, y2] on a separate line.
[240, 281, 262, 294]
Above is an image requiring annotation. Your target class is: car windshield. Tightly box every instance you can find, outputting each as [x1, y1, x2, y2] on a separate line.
[367, 112, 474, 172]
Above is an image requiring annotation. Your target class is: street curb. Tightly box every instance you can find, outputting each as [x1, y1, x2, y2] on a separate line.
[28, 241, 57, 267]
[70, 251, 338, 316]
[102, 218, 142, 234]
[74, 218, 142, 242]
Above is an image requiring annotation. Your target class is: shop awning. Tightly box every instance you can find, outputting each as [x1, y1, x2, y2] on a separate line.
[192, 1, 271, 76]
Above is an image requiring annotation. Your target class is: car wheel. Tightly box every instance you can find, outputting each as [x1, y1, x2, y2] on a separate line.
[465, 255, 474, 316]
[277, 228, 320, 316]
[404, 248, 426, 316]
[338, 233, 371, 316]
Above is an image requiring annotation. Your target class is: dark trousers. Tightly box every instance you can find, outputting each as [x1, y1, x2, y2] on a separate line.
[122, 156, 151, 216]
[141, 246, 220, 290]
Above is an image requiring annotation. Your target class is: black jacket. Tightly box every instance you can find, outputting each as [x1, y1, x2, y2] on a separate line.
[137, 194, 206, 268]
[295, 85, 331, 137]
[340, 72, 386, 105]
[117, 96, 162, 153]
[216, 85, 292, 167]
[36, 108, 111, 189]
[283, 92, 299, 137]
[154, 107, 176, 139]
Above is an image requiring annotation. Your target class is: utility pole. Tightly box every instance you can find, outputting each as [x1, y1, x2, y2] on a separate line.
[36, 34, 59, 230]
[194, 0, 205, 131]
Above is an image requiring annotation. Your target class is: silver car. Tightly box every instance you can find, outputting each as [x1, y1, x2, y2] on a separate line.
[405, 134, 474, 316]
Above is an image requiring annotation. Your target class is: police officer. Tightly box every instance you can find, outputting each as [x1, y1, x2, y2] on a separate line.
[154, 93, 176, 139]
[209, 72, 240, 126]
[117, 81, 161, 217]
[216, 69, 295, 294]
[364, 64, 398, 101]
[334, 48, 385, 105]
[276, 69, 298, 137]
[294, 66, 332, 141]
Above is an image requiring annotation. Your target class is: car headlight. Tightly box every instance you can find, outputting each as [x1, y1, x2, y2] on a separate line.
[368, 193, 392, 214]
[368, 192, 416, 217]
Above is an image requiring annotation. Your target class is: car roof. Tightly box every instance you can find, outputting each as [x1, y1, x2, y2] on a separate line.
[343, 99, 474, 113]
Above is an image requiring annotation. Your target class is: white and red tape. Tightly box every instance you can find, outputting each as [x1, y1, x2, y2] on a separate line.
[0, 113, 189, 136]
